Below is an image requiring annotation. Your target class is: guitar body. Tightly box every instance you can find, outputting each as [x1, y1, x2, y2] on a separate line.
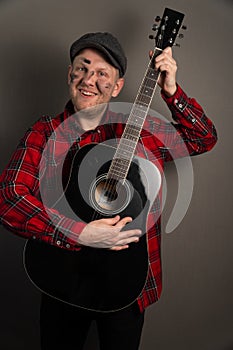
[24, 142, 161, 312]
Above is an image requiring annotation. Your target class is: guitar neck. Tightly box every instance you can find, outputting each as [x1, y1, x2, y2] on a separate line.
[107, 7, 185, 181]
[107, 48, 161, 181]
[124, 47, 162, 138]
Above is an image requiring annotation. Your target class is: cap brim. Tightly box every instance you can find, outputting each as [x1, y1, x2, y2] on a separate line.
[71, 41, 122, 75]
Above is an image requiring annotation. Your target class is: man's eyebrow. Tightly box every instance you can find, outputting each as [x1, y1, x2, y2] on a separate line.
[76, 57, 91, 64]
[83, 58, 91, 64]
[74, 56, 110, 71]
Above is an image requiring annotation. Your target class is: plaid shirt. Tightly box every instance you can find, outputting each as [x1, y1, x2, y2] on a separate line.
[0, 84, 217, 311]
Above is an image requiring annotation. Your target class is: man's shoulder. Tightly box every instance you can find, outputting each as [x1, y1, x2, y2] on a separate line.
[30, 111, 66, 135]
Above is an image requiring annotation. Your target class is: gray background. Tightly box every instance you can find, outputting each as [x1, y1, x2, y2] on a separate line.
[0, 0, 232, 349]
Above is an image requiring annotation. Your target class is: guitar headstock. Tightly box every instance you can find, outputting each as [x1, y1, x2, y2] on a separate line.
[149, 8, 186, 49]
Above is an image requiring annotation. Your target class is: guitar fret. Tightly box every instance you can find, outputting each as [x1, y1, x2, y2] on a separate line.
[145, 70, 159, 82]
[110, 162, 129, 173]
[136, 94, 151, 106]
[116, 147, 135, 156]
[113, 158, 130, 166]
[129, 112, 145, 120]
[134, 101, 149, 109]
[126, 124, 140, 131]
[108, 167, 129, 179]
[133, 103, 148, 111]
[129, 105, 147, 122]
[108, 166, 125, 174]
[116, 146, 135, 155]
[124, 129, 140, 137]
[124, 123, 143, 136]
[115, 147, 134, 158]
[121, 138, 137, 145]
[108, 156, 132, 179]
[141, 90, 154, 98]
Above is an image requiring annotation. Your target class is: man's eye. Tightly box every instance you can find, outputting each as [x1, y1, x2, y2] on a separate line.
[99, 71, 106, 77]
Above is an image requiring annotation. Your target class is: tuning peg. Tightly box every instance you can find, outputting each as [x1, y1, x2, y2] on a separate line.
[152, 24, 159, 31]
[178, 33, 184, 39]
[149, 35, 155, 40]
[155, 15, 161, 22]
[182, 25, 187, 30]
[173, 43, 181, 48]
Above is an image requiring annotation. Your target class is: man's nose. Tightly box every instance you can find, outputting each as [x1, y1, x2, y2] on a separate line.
[83, 71, 96, 84]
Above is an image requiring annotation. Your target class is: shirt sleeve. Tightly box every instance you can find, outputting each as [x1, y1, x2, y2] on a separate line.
[0, 122, 86, 251]
[155, 84, 218, 161]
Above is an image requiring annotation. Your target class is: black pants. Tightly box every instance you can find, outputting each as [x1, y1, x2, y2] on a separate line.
[40, 294, 145, 350]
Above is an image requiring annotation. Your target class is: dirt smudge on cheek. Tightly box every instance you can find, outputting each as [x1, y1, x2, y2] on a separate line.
[96, 81, 112, 93]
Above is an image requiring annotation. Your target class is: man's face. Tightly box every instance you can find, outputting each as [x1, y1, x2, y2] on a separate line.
[68, 49, 124, 112]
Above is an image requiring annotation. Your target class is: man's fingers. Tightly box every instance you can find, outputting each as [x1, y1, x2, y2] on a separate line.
[110, 245, 129, 251]
[111, 235, 140, 250]
[91, 215, 121, 228]
[119, 236, 140, 245]
[103, 215, 121, 225]
[163, 46, 172, 55]
[116, 229, 142, 245]
[110, 233, 140, 251]
[114, 216, 132, 228]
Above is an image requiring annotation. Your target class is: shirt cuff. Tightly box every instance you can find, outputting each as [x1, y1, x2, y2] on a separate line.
[161, 84, 186, 106]
[52, 219, 86, 251]
[160, 84, 195, 124]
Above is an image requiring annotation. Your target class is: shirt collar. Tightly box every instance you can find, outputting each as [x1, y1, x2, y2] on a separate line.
[64, 100, 112, 135]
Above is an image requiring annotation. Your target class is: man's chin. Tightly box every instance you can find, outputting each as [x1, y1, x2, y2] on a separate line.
[74, 102, 108, 117]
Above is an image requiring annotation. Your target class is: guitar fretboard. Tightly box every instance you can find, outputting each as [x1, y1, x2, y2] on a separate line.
[107, 49, 161, 180]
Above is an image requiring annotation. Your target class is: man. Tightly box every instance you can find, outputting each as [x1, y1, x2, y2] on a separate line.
[0, 32, 217, 349]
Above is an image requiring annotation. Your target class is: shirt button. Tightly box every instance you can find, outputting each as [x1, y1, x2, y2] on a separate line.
[97, 129, 101, 134]
[56, 240, 61, 246]
[32, 235, 36, 240]
[178, 103, 183, 108]
[191, 118, 196, 123]
[66, 244, 71, 249]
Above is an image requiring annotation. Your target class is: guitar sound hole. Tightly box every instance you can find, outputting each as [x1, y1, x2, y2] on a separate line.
[103, 188, 118, 202]
[90, 175, 132, 216]
[96, 180, 118, 203]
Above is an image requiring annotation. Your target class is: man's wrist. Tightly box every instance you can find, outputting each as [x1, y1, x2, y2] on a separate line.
[162, 84, 177, 97]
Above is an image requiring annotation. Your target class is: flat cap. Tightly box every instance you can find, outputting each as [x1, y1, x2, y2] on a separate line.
[70, 32, 127, 77]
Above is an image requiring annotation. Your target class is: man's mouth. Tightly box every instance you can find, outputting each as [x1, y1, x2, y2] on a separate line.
[79, 89, 97, 97]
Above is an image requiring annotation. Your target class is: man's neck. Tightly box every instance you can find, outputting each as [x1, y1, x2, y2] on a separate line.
[75, 104, 107, 131]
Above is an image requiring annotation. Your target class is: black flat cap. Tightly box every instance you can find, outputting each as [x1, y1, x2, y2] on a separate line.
[70, 32, 127, 77]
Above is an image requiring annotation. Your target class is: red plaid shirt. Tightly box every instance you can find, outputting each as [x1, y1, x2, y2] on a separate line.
[0, 85, 217, 311]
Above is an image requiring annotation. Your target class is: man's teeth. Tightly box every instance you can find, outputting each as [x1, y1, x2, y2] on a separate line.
[81, 90, 95, 96]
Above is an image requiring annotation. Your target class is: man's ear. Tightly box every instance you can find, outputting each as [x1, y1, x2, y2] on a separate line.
[111, 78, 125, 98]
[67, 65, 72, 84]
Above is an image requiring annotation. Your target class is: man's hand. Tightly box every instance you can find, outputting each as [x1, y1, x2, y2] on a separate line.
[150, 46, 177, 97]
[77, 215, 142, 250]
